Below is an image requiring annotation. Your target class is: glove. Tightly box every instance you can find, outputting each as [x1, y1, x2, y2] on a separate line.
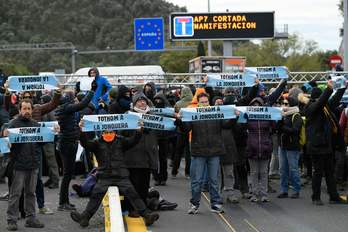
[91, 80, 98, 92]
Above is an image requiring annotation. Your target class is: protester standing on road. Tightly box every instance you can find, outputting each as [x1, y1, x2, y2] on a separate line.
[55, 82, 96, 211]
[5, 99, 45, 231]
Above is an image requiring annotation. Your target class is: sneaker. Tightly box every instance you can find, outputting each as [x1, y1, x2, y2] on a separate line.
[290, 193, 300, 199]
[211, 204, 224, 213]
[277, 193, 288, 198]
[261, 196, 270, 202]
[7, 222, 17, 231]
[58, 203, 76, 211]
[312, 199, 324, 206]
[250, 195, 259, 202]
[188, 203, 199, 214]
[158, 200, 178, 210]
[227, 195, 239, 203]
[43, 179, 52, 187]
[0, 192, 9, 201]
[39, 207, 54, 215]
[25, 218, 44, 228]
[70, 211, 90, 228]
[185, 174, 190, 179]
[143, 212, 159, 226]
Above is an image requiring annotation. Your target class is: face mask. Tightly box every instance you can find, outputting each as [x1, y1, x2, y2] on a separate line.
[102, 132, 116, 142]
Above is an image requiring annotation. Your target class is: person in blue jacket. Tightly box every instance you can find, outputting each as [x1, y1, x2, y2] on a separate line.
[76, 67, 112, 110]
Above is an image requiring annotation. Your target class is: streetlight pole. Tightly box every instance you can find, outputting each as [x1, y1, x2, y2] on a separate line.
[207, 0, 212, 56]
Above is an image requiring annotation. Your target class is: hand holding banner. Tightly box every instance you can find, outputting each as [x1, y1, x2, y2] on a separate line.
[331, 75, 346, 90]
[179, 105, 237, 122]
[8, 127, 55, 143]
[8, 75, 58, 92]
[82, 114, 141, 132]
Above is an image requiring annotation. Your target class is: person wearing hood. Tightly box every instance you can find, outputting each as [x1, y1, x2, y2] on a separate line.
[121, 92, 159, 207]
[143, 82, 156, 104]
[117, 85, 132, 113]
[70, 125, 159, 228]
[172, 87, 193, 178]
[76, 67, 112, 110]
[221, 82, 259, 203]
[152, 92, 171, 186]
[246, 97, 275, 203]
[277, 97, 303, 199]
[304, 80, 347, 205]
[55, 81, 96, 211]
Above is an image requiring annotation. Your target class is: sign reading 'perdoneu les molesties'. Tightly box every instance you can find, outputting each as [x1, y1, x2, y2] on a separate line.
[170, 12, 274, 40]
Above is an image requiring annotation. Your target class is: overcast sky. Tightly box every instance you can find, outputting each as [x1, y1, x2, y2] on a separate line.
[166, 0, 343, 51]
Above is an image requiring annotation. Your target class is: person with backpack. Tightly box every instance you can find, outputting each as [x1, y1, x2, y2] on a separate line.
[277, 97, 303, 199]
[304, 80, 347, 205]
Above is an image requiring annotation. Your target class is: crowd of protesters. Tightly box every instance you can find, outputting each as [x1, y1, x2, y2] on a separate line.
[0, 67, 347, 231]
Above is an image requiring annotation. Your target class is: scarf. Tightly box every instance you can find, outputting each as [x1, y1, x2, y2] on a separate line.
[133, 105, 150, 114]
[281, 106, 299, 117]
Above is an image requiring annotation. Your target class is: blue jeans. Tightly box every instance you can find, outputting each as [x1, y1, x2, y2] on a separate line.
[279, 148, 301, 193]
[190, 156, 222, 207]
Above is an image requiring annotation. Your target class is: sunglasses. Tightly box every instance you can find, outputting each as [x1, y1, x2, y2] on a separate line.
[283, 102, 289, 106]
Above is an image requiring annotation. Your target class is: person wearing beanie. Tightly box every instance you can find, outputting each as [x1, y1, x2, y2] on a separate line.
[120, 92, 159, 209]
[117, 85, 132, 113]
[304, 80, 347, 205]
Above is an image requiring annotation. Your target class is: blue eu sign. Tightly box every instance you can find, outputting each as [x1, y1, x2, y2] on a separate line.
[173, 16, 194, 37]
[134, 18, 164, 51]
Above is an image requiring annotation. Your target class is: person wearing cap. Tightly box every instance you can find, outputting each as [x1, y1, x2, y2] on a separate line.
[304, 80, 347, 205]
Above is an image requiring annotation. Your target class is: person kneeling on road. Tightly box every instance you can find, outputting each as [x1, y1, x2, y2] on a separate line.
[70, 121, 159, 227]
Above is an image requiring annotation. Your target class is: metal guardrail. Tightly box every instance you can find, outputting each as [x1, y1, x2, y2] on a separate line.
[56, 71, 348, 87]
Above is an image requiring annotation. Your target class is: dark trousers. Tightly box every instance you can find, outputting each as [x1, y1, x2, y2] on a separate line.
[172, 133, 191, 176]
[36, 149, 44, 209]
[233, 163, 249, 194]
[153, 140, 168, 182]
[335, 150, 348, 182]
[303, 146, 312, 178]
[84, 176, 148, 218]
[59, 140, 78, 205]
[311, 154, 339, 201]
[7, 169, 38, 223]
[128, 168, 151, 204]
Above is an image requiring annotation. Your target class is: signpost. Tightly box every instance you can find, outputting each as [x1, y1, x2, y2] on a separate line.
[170, 12, 274, 41]
[134, 18, 164, 51]
[328, 54, 343, 69]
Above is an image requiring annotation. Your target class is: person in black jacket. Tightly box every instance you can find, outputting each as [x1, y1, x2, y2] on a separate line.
[304, 80, 347, 205]
[55, 81, 96, 211]
[278, 97, 303, 199]
[152, 92, 171, 186]
[70, 127, 159, 227]
[5, 99, 44, 230]
[121, 93, 159, 205]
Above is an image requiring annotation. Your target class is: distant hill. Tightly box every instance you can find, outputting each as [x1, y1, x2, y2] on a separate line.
[0, 0, 185, 73]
